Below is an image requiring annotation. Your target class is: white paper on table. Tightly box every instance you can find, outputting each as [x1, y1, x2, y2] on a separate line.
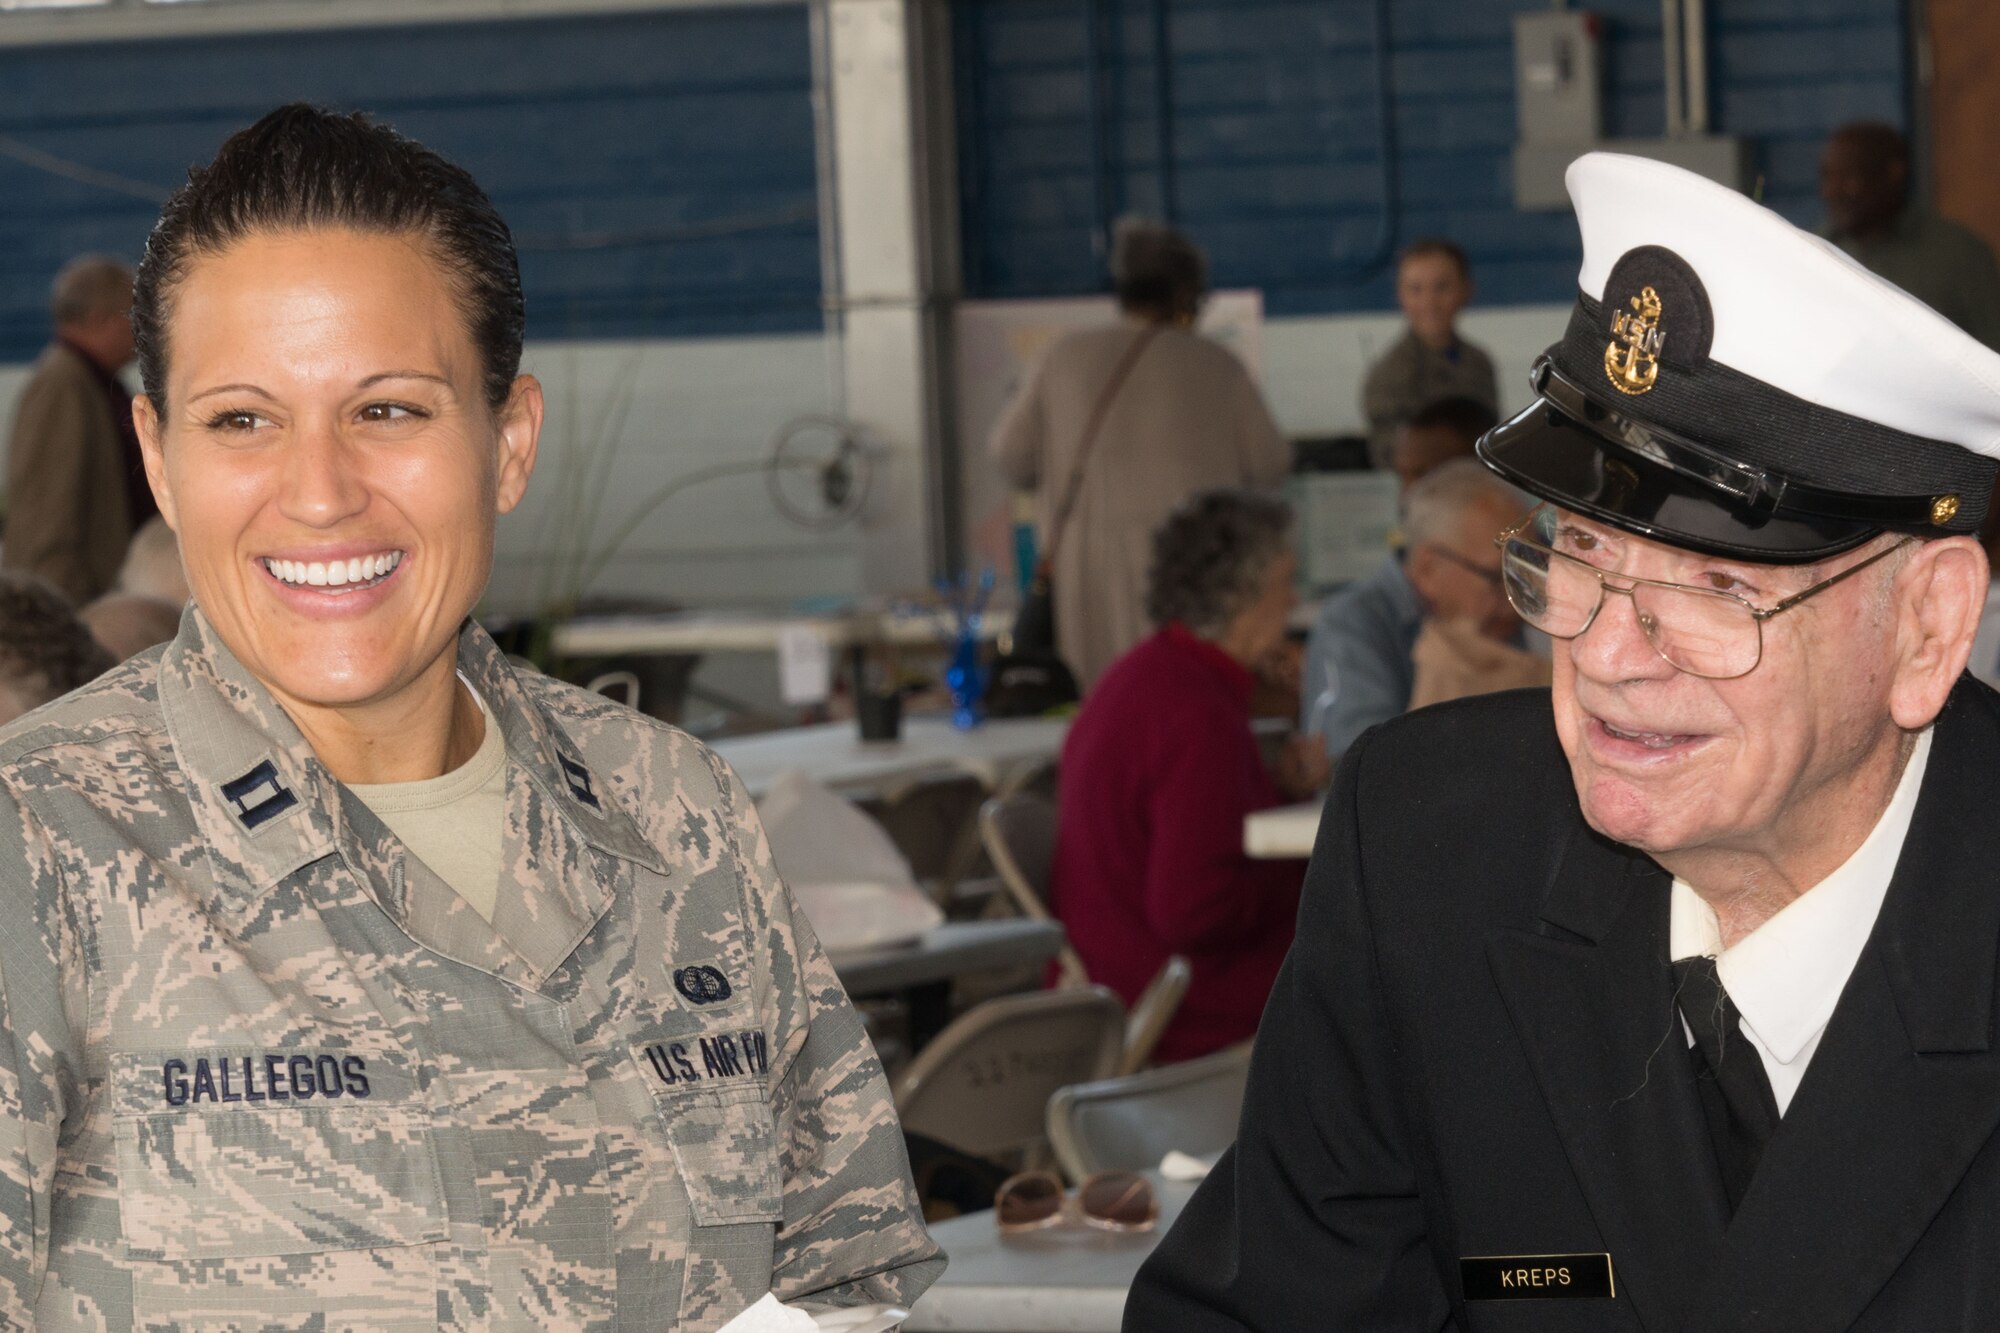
[716, 1295, 911, 1333]
[777, 626, 833, 706]
[756, 770, 944, 953]
[1160, 1150, 1213, 1181]
[805, 1305, 912, 1332]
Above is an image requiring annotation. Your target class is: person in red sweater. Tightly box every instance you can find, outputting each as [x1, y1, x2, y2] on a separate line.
[1052, 490, 1326, 1062]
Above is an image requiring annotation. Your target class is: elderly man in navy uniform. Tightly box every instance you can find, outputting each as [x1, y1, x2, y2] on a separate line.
[1127, 152, 2000, 1331]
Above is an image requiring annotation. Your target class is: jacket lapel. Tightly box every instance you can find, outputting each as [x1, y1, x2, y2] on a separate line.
[1488, 821, 1729, 1332]
[1684, 688, 2000, 1332]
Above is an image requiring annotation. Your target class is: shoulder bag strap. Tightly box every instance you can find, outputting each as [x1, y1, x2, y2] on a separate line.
[1042, 324, 1163, 566]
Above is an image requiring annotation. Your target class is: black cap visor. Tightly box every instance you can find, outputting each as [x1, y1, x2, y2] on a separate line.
[1479, 362, 1895, 565]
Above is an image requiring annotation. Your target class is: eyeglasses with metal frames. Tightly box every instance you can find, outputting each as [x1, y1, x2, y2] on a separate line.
[1493, 509, 1912, 679]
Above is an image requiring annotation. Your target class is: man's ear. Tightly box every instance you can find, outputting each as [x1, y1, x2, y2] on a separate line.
[1889, 535, 1987, 730]
[133, 394, 177, 532]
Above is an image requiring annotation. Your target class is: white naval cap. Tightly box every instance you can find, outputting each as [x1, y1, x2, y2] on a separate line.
[1479, 151, 2000, 563]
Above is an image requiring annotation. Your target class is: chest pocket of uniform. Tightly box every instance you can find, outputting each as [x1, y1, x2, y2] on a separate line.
[655, 1081, 785, 1227]
[109, 1049, 448, 1260]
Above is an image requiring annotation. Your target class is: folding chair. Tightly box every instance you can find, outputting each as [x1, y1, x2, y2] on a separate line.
[893, 986, 1125, 1166]
[979, 793, 1089, 986]
[1046, 1041, 1254, 1183]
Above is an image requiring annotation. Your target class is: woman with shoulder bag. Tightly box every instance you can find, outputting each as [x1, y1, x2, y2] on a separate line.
[988, 219, 1292, 694]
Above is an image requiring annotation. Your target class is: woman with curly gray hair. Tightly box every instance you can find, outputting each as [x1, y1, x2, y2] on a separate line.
[1047, 489, 1327, 1062]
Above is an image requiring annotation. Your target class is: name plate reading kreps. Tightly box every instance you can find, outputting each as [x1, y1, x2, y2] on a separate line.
[1460, 1253, 1615, 1301]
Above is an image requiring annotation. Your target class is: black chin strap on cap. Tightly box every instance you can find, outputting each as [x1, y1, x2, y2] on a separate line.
[1531, 358, 1962, 532]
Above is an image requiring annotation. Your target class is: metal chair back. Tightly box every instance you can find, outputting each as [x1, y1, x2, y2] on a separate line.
[892, 986, 1124, 1161]
[868, 768, 992, 892]
[584, 670, 641, 711]
[1119, 955, 1192, 1075]
[1046, 1041, 1253, 1183]
[978, 794, 1089, 986]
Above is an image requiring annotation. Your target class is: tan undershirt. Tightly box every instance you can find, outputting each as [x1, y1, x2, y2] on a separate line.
[348, 686, 507, 923]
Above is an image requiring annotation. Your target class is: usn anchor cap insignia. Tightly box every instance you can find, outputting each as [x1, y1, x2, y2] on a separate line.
[1593, 245, 1715, 400]
[1605, 285, 1665, 395]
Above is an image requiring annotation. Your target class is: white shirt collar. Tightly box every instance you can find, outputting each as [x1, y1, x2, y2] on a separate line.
[1670, 727, 1932, 1072]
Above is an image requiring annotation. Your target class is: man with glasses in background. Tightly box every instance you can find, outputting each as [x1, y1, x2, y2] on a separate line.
[1304, 457, 1536, 762]
[1129, 151, 2000, 1331]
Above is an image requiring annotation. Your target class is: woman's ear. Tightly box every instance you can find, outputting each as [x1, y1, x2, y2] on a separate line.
[492, 374, 544, 515]
[133, 394, 177, 531]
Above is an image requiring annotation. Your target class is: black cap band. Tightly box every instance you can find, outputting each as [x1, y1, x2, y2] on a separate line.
[1534, 359, 1963, 530]
[1549, 297, 1995, 533]
[1478, 388, 1885, 565]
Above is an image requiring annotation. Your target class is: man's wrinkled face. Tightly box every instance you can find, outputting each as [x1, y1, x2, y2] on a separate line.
[1547, 511, 1906, 861]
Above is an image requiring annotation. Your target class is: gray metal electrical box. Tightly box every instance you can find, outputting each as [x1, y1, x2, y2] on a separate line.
[1510, 7, 1749, 211]
[1515, 10, 1604, 144]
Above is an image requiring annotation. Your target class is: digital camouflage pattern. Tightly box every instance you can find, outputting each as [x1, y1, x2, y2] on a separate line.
[0, 608, 943, 1330]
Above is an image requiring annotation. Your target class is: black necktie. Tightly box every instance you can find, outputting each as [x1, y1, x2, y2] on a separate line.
[1671, 954, 1780, 1213]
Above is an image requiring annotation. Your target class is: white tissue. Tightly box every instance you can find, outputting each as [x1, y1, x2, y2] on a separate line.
[808, 1306, 912, 1332]
[716, 1296, 912, 1333]
[1159, 1150, 1213, 1181]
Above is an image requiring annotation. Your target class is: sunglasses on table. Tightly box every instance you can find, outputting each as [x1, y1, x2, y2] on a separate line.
[994, 1169, 1158, 1234]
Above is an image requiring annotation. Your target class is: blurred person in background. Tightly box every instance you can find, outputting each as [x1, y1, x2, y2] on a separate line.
[81, 515, 189, 660]
[1393, 394, 1498, 494]
[1305, 457, 1541, 762]
[1051, 491, 1325, 1064]
[990, 218, 1291, 692]
[1362, 239, 1499, 470]
[0, 573, 113, 726]
[2, 255, 155, 606]
[1821, 120, 2000, 349]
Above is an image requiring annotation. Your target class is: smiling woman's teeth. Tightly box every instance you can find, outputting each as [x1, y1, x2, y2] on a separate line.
[265, 551, 404, 590]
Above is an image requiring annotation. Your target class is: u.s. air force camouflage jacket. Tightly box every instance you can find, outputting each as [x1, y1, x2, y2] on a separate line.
[0, 609, 943, 1330]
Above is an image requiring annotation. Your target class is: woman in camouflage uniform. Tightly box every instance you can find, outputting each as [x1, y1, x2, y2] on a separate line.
[0, 104, 941, 1330]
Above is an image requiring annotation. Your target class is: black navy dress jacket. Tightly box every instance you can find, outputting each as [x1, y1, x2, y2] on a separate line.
[1126, 679, 2000, 1332]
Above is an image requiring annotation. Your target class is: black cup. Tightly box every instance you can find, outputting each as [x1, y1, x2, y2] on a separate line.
[857, 690, 903, 742]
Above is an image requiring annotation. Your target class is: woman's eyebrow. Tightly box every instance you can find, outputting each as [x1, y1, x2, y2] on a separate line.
[357, 370, 452, 389]
[188, 382, 271, 404]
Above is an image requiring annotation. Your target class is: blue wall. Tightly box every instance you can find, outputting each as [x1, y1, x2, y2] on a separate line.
[0, 6, 822, 363]
[0, 0, 1914, 360]
[954, 0, 1912, 314]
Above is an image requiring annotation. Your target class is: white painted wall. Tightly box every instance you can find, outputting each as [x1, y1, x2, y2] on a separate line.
[0, 297, 1572, 617]
[496, 332, 857, 618]
[1260, 302, 1572, 438]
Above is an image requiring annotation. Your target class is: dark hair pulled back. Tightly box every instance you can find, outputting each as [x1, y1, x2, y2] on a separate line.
[133, 103, 525, 412]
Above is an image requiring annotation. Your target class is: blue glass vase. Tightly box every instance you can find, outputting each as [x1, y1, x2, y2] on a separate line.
[945, 626, 987, 730]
